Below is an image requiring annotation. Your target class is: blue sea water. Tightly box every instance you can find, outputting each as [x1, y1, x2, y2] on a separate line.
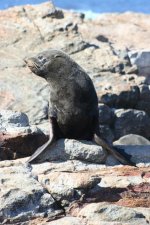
[0, 0, 150, 14]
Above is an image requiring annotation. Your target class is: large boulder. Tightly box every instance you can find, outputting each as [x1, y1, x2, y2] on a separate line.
[0, 161, 62, 223]
[114, 134, 150, 145]
[114, 109, 150, 139]
[27, 139, 107, 164]
[0, 110, 48, 160]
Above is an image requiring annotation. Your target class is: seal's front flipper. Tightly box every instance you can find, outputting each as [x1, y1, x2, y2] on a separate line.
[26, 138, 55, 164]
[93, 133, 136, 166]
[27, 117, 56, 164]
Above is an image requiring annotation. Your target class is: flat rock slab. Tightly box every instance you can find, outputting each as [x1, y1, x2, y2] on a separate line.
[114, 145, 150, 164]
[0, 159, 150, 224]
[78, 202, 150, 225]
[0, 161, 62, 224]
[47, 217, 86, 225]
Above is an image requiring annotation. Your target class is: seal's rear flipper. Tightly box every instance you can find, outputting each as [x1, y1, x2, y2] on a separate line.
[93, 133, 136, 166]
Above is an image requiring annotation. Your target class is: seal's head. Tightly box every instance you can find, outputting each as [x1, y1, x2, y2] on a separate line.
[24, 49, 73, 80]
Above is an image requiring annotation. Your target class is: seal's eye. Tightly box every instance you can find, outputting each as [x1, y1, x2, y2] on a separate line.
[38, 55, 43, 60]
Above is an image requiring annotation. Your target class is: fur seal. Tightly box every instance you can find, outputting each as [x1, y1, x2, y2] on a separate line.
[25, 49, 133, 165]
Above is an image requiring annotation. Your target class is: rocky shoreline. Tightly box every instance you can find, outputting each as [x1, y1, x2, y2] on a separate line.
[0, 2, 150, 224]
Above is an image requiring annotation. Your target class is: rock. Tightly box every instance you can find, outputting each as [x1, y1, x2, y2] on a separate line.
[0, 159, 149, 224]
[115, 85, 140, 108]
[0, 131, 48, 160]
[98, 74, 141, 108]
[99, 104, 113, 125]
[114, 109, 150, 139]
[126, 64, 138, 74]
[96, 35, 109, 43]
[78, 203, 148, 225]
[72, 45, 122, 77]
[135, 84, 150, 115]
[42, 8, 64, 19]
[139, 84, 150, 101]
[79, 12, 150, 50]
[47, 217, 85, 225]
[136, 101, 150, 117]
[31, 160, 106, 176]
[0, 162, 62, 223]
[38, 169, 101, 206]
[32, 139, 107, 164]
[62, 38, 90, 55]
[113, 145, 150, 164]
[0, 110, 48, 160]
[32, 161, 150, 206]
[128, 50, 150, 81]
[0, 68, 50, 124]
[114, 134, 150, 145]
[0, 110, 29, 131]
[100, 92, 118, 107]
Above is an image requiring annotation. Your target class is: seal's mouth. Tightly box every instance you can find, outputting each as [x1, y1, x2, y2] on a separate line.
[24, 57, 47, 78]
[29, 63, 40, 70]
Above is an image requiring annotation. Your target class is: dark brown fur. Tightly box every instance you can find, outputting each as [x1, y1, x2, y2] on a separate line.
[25, 49, 133, 165]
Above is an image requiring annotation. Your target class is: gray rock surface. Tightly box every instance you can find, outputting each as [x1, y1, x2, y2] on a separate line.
[0, 161, 62, 223]
[47, 217, 85, 225]
[128, 50, 150, 82]
[99, 84, 140, 108]
[78, 203, 149, 225]
[114, 109, 150, 139]
[114, 145, 150, 164]
[0, 110, 29, 131]
[0, 157, 150, 224]
[114, 134, 150, 145]
[31, 139, 107, 164]
[0, 110, 48, 160]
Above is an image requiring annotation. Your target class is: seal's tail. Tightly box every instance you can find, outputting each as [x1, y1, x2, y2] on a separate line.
[93, 133, 136, 166]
